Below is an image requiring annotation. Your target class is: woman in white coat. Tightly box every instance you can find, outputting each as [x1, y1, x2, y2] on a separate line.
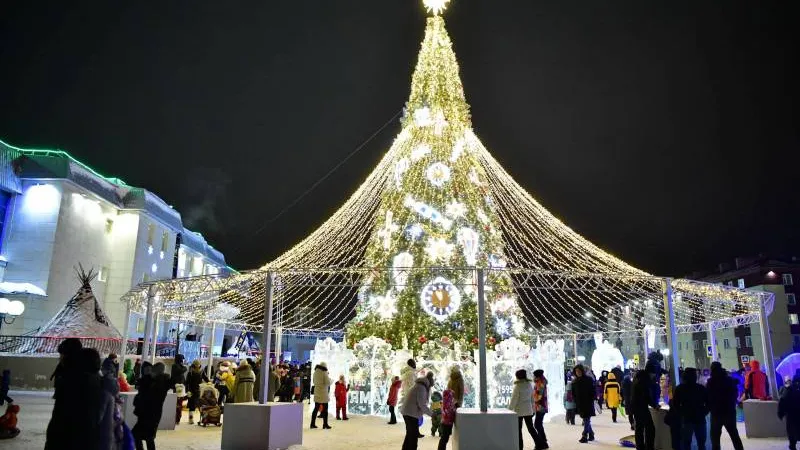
[508, 369, 540, 450]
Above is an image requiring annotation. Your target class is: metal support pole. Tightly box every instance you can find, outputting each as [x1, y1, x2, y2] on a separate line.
[663, 278, 680, 382]
[150, 312, 160, 363]
[573, 334, 579, 365]
[141, 287, 156, 362]
[119, 296, 133, 369]
[207, 322, 217, 380]
[258, 272, 275, 404]
[476, 268, 488, 413]
[708, 322, 718, 363]
[757, 293, 777, 397]
[275, 326, 283, 364]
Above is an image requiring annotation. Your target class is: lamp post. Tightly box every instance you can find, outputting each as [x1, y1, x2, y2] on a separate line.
[0, 298, 26, 332]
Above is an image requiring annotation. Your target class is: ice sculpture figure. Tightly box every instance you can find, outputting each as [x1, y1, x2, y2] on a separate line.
[530, 338, 566, 421]
[311, 338, 353, 404]
[590, 332, 624, 374]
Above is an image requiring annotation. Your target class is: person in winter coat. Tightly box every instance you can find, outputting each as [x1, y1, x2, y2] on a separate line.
[604, 372, 622, 423]
[311, 362, 332, 429]
[745, 359, 770, 400]
[631, 368, 660, 450]
[49, 338, 82, 390]
[170, 354, 188, 392]
[564, 375, 577, 425]
[132, 362, 170, 450]
[509, 369, 540, 450]
[232, 361, 256, 403]
[45, 347, 115, 450]
[621, 370, 635, 431]
[706, 362, 744, 450]
[118, 372, 132, 392]
[572, 365, 596, 443]
[532, 369, 549, 450]
[214, 361, 234, 407]
[101, 355, 120, 397]
[387, 375, 402, 425]
[267, 365, 281, 402]
[401, 372, 434, 450]
[400, 359, 423, 437]
[778, 374, 800, 450]
[437, 366, 464, 450]
[334, 375, 349, 420]
[671, 368, 709, 450]
[185, 360, 208, 424]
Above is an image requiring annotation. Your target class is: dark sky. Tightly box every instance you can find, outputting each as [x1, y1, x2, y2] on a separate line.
[1, 1, 797, 276]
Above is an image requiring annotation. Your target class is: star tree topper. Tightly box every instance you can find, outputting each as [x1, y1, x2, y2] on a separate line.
[424, 0, 450, 15]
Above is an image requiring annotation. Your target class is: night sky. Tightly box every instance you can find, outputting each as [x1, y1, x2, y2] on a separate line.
[1, 1, 797, 276]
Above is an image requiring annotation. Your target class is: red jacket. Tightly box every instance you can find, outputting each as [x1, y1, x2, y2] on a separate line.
[335, 381, 349, 405]
[745, 360, 769, 400]
[387, 379, 402, 406]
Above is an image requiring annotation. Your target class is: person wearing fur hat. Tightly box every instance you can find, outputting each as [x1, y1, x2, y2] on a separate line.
[400, 359, 423, 438]
[401, 371, 434, 450]
[311, 362, 332, 429]
[233, 361, 256, 403]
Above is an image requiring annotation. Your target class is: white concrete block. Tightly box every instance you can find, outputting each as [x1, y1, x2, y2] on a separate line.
[221, 402, 304, 450]
[453, 408, 518, 450]
[120, 391, 177, 431]
[743, 400, 784, 438]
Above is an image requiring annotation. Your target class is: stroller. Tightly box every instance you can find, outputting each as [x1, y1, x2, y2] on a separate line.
[197, 383, 222, 427]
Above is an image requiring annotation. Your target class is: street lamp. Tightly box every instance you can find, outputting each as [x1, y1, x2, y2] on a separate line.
[0, 298, 25, 332]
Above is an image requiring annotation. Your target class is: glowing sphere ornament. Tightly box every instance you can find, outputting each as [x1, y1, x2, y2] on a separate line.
[421, 276, 461, 321]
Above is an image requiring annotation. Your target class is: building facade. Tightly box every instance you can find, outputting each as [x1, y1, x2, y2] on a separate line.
[678, 256, 800, 370]
[0, 139, 233, 336]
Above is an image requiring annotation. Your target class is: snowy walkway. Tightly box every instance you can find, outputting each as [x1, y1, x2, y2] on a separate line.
[8, 391, 790, 450]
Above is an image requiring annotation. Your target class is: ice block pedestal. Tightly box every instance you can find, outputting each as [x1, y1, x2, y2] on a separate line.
[221, 402, 303, 450]
[453, 408, 518, 450]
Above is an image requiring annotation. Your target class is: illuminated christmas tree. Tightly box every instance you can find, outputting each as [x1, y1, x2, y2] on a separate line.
[345, 0, 527, 351]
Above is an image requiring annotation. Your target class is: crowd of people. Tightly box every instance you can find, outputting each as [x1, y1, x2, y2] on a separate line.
[561, 355, 800, 450]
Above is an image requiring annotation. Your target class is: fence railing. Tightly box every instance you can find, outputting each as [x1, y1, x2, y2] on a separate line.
[0, 335, 209, 359]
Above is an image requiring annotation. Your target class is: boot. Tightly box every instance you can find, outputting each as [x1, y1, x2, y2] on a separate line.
[188, 413, 194, 425]
[579, 434, 588, 444]
[588, 433, 595, 442]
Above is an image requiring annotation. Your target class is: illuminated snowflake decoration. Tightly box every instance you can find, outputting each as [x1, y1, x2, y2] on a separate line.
[425, 237, 454, 262]
[411, 144, 432, 161]
[394, 157, 410, 188]
[375, 291, 398, 319]
[432, 110, 448, 135]
[426, 162, 451, 187]
[404, 195, 452, 230]
[423, 0, 450, 15]
[511, 316, 526, 335]
[445, 200, 466, 218]
[495, 318, 511, 337]
[414, 106, 432, 126]
[491, 296, 515, 315]
[488, 254, 507, 269]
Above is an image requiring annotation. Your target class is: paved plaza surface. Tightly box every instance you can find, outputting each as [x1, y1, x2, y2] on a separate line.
[7, 391, 790, 450]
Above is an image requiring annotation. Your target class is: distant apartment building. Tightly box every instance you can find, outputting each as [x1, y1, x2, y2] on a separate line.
[680, 255, 799, 370]
[0, 139, 233, 336]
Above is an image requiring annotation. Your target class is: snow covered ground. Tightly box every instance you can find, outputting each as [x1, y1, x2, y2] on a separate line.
[7, 390, 790, 450]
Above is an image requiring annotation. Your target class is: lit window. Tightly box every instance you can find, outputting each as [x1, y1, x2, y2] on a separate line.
[788, 293, 796, 306]
[105, 219, 114, 234]
[784, 274, 794, 286]
[98, 267, 109, 282]
[693, 341, 700, 350]
[790, 314, 799, 326]
[737, 278, 745, 289]
[726, 281, 734, 287]
[147, 224, 155, 246]
[702, 339, 708, 349]
[151, 263, 158, 273]
[136, 318, 145, 333]
[745, 336, 752, 348]
[142, 273, 150, 283]
[723, 338, 731, 349]
[161, 231, 169, 253]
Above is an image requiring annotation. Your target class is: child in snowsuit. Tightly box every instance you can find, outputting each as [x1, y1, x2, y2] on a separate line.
[564, 376, 577, 425]
[0, 403, 20, 439]
[334, 375, 349, 420]
[430, 391, 443, 436]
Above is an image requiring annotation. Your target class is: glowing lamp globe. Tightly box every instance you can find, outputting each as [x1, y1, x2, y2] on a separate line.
[0, 298, 25, 316]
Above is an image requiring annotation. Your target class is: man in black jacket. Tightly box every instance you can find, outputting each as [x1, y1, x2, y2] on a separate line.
[621, 370, 635, 431]
[572, 364, 596, 444]
[672, 368, 709, 449]
[706, 362, 744, 450]
[631, 367, 659, 450]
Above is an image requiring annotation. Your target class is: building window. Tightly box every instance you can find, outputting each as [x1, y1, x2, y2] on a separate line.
[790, 314, 799, 326]
[98, 267, 109, 282]
[105, 218, 114, 234]
[726, 281, 734, 287]
[678, 342, 682, 350]
[142, 273, 150, 283]
[745, 336, 752, 348]
[789, 293, 797, 306]
[723, 338, 731, 349]
[147, 224, 155, 246]
[736, 337, 741, 348]
[784, 274, 794, 286]
[737, 278, 745, 289]
[693, 340, 700, 350]
[161, 231, 169, 253]
[136, 318, 146, 333]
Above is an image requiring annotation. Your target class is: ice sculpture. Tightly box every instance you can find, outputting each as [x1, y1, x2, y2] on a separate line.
[590, 333, 625, 374]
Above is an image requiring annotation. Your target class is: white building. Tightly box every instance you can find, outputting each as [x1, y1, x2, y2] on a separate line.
[0, 139, 233, 336]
